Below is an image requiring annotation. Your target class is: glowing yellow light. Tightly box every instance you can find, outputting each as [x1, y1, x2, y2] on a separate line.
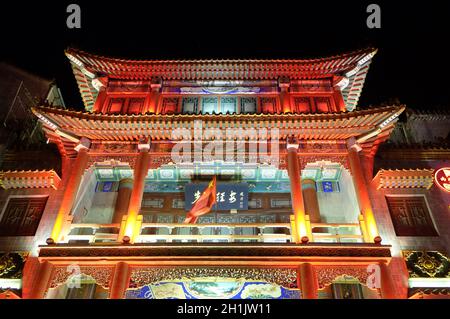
[364, 210, 380, 242]
[50, 213, 65, 242]
[124, 215, 137, 239]
[295, 211, 308, 242]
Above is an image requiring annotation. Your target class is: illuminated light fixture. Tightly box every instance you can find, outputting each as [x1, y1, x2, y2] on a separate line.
[408, 278, 450, 288]
[434, 167, 450, 193]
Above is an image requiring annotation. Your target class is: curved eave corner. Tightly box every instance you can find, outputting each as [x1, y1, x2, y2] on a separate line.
[341, 48, 378, 111]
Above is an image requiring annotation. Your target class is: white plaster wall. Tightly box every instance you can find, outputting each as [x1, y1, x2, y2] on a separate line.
[72, 170, 97, 223]
[71, 170, 117, 224]
[316, 169, 360, 224]
[82, 192, 117, 224]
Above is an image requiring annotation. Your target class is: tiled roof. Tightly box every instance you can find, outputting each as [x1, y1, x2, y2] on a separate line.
[65, 48, 377, 111]
[372, 169, 435, 189]
[0, 169, 61, 189]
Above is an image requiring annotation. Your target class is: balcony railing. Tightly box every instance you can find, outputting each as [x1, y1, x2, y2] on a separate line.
[66, 221, 364, 244]
[311, 223, 364, 243]
[67, 223, 120, 243]
[139, 222, 292, 243]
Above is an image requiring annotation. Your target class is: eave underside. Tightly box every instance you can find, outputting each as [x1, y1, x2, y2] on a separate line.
[34, 105, 404, 158]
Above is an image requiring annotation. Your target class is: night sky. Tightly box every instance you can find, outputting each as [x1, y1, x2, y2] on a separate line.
[1, 1, 449, 110]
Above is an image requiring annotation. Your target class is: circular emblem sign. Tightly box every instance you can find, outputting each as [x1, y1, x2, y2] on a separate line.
[434, 168, 450, 193]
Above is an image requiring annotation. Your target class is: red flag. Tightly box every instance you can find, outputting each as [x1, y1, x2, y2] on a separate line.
[184, 176, 217, 224]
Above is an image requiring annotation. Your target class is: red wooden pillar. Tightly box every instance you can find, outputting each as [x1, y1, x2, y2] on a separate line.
[29, 261, 54, 299]
[299, 263, 318, 299]
[93, 86, 107, 113]
[279, 78, 291, 113]
[22, 256, 40, 299]
[120, 140, 151, 242]
[286, 141, 308, 242]
[109, 262, 130, 299]
[301, 179, 321, 223]
[148, 80, 162, 113]
[333, 90, 346, 112]
[347, 138, 380, 243]
[49, 138, 90, 243]
[379, 262, 397, 299]
[112, 178, 133, 223]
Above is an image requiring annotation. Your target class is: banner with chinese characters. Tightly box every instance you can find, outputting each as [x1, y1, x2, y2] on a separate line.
[185, 183, 248, 211]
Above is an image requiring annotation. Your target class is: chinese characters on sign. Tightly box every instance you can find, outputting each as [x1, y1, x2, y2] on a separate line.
[185, 183, 248, 211]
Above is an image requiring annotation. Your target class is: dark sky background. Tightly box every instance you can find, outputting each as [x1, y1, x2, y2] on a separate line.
[1, 1, 449, 110]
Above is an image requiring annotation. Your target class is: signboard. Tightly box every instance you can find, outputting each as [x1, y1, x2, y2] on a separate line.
[322, 181, 333, 193]
[185, 183, 248, 211]
[434, 167, 450, 193]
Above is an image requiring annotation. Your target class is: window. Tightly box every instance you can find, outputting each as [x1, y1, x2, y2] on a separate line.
[107, 98, 125, 113]
[240, 97, 257, 114]
[127, 97, 145, 114]
[248, 198, 262, 209]
[202, 97, 218, 114]
[0, 196, 48, 236]
[172, 199, 185, 209]
[385, 196, 438, 236]
[160, 97, 179, 114]
[142, 198, 164, 208]
[315, 97, 332, 113]
[182, 97, 199, 114]
[293, 97, 312, 113]
[105, 97, 145, 114]
[270, 199, 291, 208]
[260, 97, 277, 113]
[220, 97, 237, 114]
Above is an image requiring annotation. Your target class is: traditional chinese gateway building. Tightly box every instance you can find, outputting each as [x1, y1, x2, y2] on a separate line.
[0, 48, 449, 299]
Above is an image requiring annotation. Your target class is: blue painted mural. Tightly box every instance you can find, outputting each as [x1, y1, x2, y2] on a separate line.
[125, 279, 301, 299]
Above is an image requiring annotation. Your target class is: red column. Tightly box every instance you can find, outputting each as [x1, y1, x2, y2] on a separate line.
[301, 179, 321, 223]
[21, 256, 40, 299]
[112, 178, 133, 224]
[148, 83, 161, 113]
[379, 262, 396, 299]
[29, 261, 54, 299]
[347, 139, 380, 243]
[299, 263, 318, 299]
[109, 262, 130, 299]
[121, 141, 151, 242]
[49, 138, 90, 243]
[93, 86, 107, 113]
[286, 142, 308, 243]
[333, 90, 346, 112]
[279, 80, 291, 113]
